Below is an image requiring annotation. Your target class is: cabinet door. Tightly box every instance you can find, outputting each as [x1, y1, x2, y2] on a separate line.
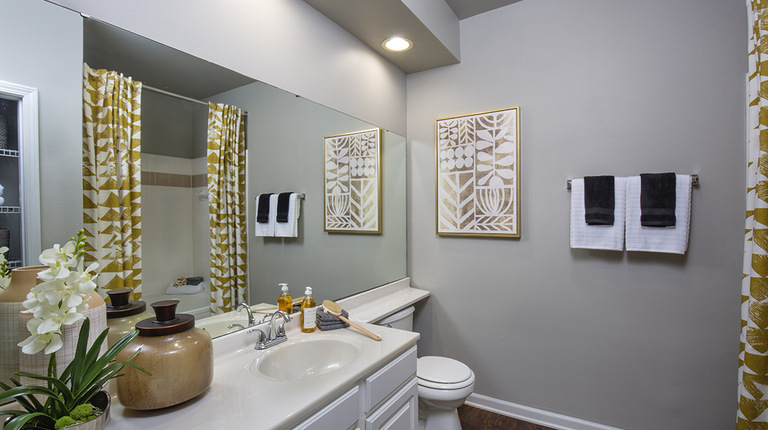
[364, 346, 417, 412]
[365, 378, 418, 430]
[293, 386, 359, 430]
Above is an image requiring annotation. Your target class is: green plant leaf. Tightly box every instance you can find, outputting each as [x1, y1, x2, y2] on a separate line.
[0, 409, 27, 418]
[4, 378, 44, 412]
[13, 371, 73, 406]
[65, 318, 91, 393]
[78, 329, 140, 393]
[2, 411, 55, 430]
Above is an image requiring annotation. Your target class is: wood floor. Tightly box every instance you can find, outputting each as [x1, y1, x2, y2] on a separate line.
[457, 405, 557, 430]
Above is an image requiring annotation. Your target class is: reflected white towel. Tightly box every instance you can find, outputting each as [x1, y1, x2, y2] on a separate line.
[275, 193, 301, 238]
[165, 281, 206, 295]
[254, 194, 277, 237]
[570, 177, 626, 251]
[625, 175, 691, 254]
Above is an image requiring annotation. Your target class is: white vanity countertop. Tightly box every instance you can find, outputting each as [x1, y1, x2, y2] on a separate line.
[337, 277, 430, 324]
[106, 320, 419, 430]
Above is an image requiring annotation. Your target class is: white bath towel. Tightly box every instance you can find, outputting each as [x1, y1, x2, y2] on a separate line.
[254, 194, 277, 237]
[625, 174, 691, 254]
[165, 281, 207, 295]
[570, 177, 626, 251]
[275, 193, 301, 238]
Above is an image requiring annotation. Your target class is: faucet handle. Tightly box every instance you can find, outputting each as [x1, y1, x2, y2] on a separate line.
[275, 320, 286, 337]
[247, 327, 267, 343]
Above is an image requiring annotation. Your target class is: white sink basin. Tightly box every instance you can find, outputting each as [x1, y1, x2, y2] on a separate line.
[249, 338, 361, 381]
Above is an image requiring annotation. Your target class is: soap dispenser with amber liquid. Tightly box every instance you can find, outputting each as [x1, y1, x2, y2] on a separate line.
[277, 283, 292, 314]
[300, 286, 316, 333]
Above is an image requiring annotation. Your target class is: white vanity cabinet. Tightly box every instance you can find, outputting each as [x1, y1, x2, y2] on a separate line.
[293, 386, 360, 430]
[296, 346, 418, 430]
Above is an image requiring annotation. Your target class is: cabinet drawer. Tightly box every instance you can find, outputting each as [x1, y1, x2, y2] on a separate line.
[364, 346, 417, 412]
[365, 377, 418, 430]
[293, 386, 359, 430]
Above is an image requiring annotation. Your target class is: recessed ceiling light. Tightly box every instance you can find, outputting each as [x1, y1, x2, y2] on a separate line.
[382, 37, 413, 52]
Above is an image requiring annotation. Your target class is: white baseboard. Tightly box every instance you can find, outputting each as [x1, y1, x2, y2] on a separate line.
[465, 393, 624, 430]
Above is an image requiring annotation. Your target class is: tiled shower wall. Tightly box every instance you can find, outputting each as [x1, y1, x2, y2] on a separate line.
[140, 153, 210, 314]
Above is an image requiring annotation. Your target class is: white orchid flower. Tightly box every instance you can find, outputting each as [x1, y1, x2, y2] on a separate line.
[18, 230, 100, 355]
[18, 330, 63, 355]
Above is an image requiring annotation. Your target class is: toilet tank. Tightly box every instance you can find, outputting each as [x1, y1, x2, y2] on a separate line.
[375, 306, 415, 331]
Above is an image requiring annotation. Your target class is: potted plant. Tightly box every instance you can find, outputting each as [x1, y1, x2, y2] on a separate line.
[0, 318, 150, 430]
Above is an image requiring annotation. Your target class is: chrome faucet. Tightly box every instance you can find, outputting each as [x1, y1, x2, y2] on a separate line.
[251, 310, 291, 350]
[267, 310, 291, 341]
[237, 302, 255, 327]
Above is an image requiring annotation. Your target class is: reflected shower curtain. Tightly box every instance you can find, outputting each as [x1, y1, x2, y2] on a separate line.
[82, 64, 143, 298]
[207, 102, 247, 314]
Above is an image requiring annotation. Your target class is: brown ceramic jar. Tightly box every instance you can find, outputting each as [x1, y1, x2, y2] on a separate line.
[115, 300, 213, 410]
[104, 288, 152, 347]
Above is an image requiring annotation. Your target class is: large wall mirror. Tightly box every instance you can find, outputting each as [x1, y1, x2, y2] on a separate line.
[83, 19, 407, 333]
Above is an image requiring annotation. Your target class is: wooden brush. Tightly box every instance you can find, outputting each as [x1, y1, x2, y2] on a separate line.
[322, 300, 381, 341]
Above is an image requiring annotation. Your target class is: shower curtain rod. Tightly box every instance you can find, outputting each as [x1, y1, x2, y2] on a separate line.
[142, 84, 248, 116]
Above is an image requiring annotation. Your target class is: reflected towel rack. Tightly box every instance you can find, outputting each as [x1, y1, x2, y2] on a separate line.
[203, 192, 306, 200]
[566, 175, 698, 190]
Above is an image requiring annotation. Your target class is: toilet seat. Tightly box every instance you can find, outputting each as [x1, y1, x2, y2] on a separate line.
[417, 356, 475, 390]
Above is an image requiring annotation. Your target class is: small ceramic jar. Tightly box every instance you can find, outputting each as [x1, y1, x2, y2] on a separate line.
[115, 300, 213, 410]
[105, 288, 152, 347]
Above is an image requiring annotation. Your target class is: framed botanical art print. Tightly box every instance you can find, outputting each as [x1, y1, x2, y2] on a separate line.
[436, 107, 520, 238]
[324, 128, 382, 234]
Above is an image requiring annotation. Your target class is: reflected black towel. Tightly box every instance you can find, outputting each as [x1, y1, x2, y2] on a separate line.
[584, 175, 615, 225]
[256, 193, 273, 223]
[276, 192, 293, 223]
[185, 277, 203, 285]
[640, 173, 676, 227]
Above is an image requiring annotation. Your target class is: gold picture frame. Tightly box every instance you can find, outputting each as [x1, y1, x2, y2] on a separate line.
[324, 128, 382, 234]
[435, 107, 520, 238]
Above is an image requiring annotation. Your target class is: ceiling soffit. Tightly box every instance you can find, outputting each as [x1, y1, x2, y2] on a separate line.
[303, 0, 459, 74]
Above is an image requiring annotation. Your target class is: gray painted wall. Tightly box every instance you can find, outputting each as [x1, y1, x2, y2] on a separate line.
[213, 82, 407, 304]
[48, 0, 408, 136]
[1, 0, 82, 252]
[407, 0, 746, 429]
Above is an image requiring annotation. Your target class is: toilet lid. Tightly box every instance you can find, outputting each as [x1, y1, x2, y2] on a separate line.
[417, 356, 473, 385]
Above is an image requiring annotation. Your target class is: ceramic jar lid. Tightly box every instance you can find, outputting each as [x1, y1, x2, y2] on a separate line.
[136, 300, 195, 336]
[417, 356, 473, 384]
[105, 288, 147, 319]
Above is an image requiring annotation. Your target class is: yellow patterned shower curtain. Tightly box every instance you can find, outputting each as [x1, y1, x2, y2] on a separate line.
[82, 64, 143, 298]
[207, 102, 247, 314]
[740, 2, 768, 428]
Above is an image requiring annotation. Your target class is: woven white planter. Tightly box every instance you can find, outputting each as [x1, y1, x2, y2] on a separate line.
[0, 301, 23, 388]
[18, 294, 107, 385]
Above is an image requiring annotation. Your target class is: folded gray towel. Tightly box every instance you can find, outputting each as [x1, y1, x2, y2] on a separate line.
[318, 322, 349, 331]
[316, 307, 348, 323]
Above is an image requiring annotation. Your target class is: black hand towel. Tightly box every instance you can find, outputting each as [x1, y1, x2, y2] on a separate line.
[640, 173, 676, 227]
[276, 192, 293, 223]
[584, 175, 615, 225]
[256, 193, 273, 223]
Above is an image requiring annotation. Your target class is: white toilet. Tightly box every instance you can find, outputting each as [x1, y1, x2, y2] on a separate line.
[377, 307, 475, 430]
